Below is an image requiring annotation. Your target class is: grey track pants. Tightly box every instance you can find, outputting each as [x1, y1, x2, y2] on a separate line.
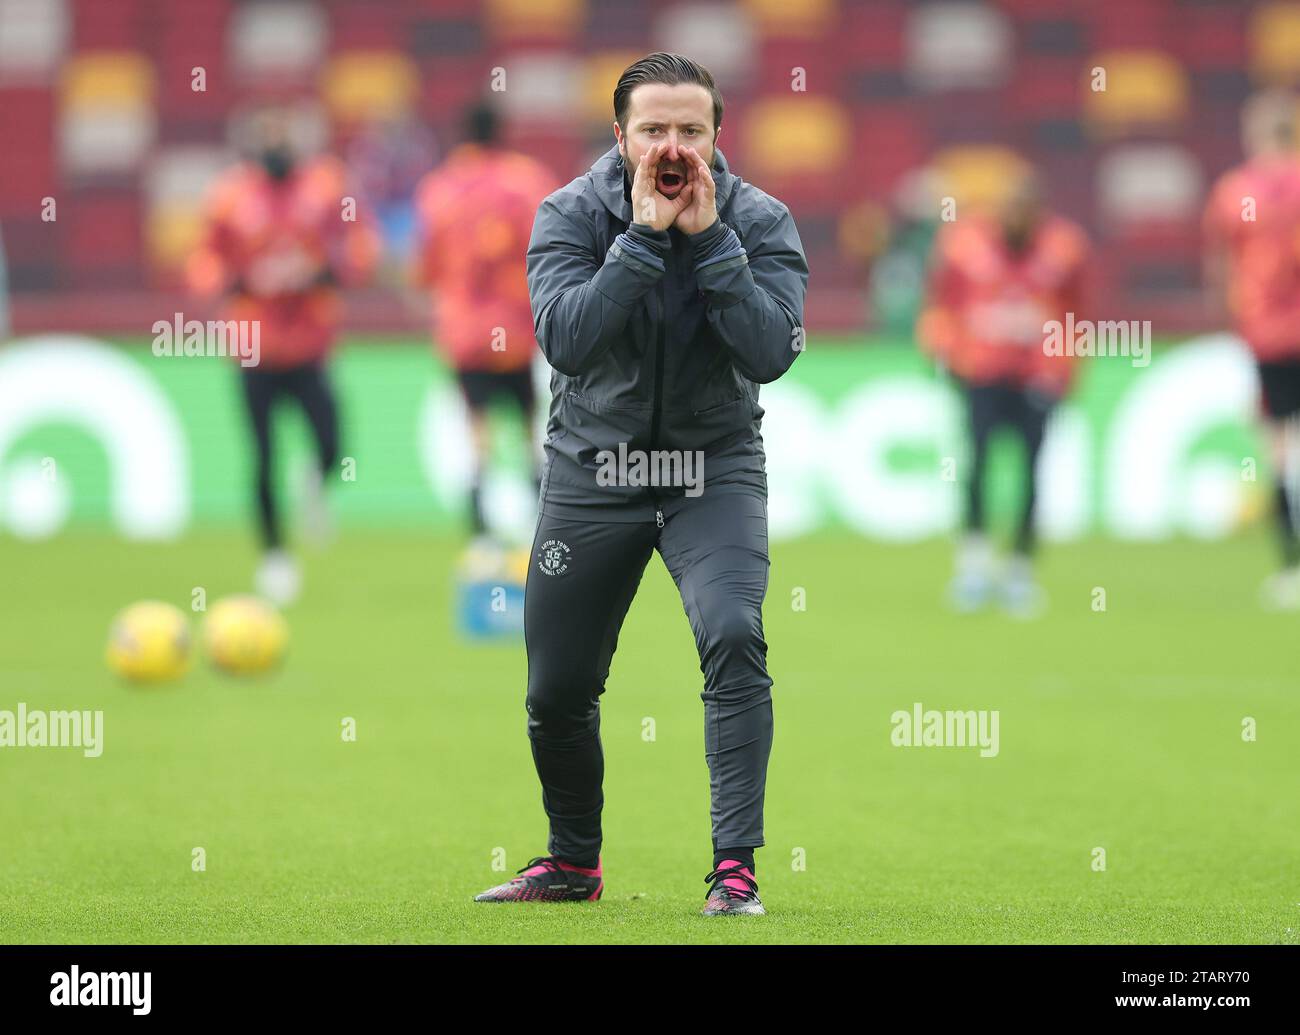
[523, 489, 773, 864]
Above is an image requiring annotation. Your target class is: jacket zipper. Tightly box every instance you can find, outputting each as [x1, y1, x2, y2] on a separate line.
[650, 278, 666, 528]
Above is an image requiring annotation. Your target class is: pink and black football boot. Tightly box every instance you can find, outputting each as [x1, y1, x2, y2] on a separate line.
[702, 860, 765, 916]
[473, 855, 603, 902]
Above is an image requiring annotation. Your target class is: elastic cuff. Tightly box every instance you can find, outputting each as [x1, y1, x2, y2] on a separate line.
[686, 217, 728, 251]
[690, 220, 746, 270]
[626, 221, 671, 254]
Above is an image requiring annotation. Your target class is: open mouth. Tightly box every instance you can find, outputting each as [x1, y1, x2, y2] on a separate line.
[657, 170, 684, 192]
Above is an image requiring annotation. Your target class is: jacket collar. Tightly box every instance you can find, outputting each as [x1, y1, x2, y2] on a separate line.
[590, 142, 737, 223]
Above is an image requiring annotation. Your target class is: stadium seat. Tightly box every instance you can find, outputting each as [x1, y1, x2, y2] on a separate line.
[0, 87, 55, 215]
[905, 1, 1012, 91]
[1086, 0, 1174, 50]
[655, 3, 757, 87]
[63, 191, 142, 287]
[155, 3, 231, 129]
[142, 146, 229, 279]
[583, 50, 643, 122]
[420, 64, 494, 142]
[930, 145, 1031, 215]
[1082, 49, 1189, 135]
[62, 49, 151, 106]
[1182, 5, 1246, 74]
[1096, 142, 1203, 225]
[0, 0, 68, 82]
[923, 91, 1010, 145]
[59, 52, 155, 176]
[741, 0, 833, 37]
[228, 0, 328, 81]
[320, 51, 419, 125]
[410, 15, 482, 58]
[493, 51, 582, 122]
[587, 0, 650, 47]
[756, 36, 846, 95]
[742, 95, 849, 179]
[1248, 2, 1300, 83]
[1035, 152, 1095, 221]
[843, 0, 906, 66]
[330, 3, 404, 47]
[482, 0, 584, 39]
[851, 106, 928, 195]
[1010, 57, 1083, 119]
[71, 0, 148, 49]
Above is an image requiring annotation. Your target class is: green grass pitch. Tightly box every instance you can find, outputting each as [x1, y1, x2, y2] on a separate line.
[1, 529, 1297, 944]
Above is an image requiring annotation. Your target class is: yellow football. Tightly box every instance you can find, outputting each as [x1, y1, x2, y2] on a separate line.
[106, 601, 193, 684]
[203, 595, 288, 675]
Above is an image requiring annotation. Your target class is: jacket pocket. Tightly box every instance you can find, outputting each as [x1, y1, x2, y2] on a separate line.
[691, 395, 746, 418]
[559, 390, 653, 466]
[660, 396, 753, 454]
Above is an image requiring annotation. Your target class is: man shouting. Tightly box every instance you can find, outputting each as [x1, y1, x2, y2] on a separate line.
[473, 53, 808, 915]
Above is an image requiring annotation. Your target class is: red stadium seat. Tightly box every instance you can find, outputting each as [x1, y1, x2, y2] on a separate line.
[0, 87, 56, 215]
[63, 190, 143, 287]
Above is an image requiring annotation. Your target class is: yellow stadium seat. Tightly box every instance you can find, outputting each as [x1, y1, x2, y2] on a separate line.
[484, 0, 584, 38]
[1250, 3, 1300, 83]
[1083, 50, 1189, 135]
[61, 52, 154, 109]
[931, 146, 1031, 215]
[743, 96, 849, 177]
[742, 0, 834, 36]
[585, 51, 642, 122]
[320, 51, 419, 124]
[146, 200, 205, 274]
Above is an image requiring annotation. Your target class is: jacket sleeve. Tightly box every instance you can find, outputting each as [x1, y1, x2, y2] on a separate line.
[1029, 232, 1092, 399]
[526, 196, 669, 376]
[185, 174, 240, 299]
[915, 226, 963, 370]
[689, 203, 810, 384]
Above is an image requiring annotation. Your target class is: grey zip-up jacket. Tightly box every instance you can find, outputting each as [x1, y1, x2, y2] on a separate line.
[525, 143, 809, 521]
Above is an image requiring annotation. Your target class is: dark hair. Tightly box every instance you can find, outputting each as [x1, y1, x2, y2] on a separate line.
[464, 100, 500, 145]
[613, 52, 723, 135]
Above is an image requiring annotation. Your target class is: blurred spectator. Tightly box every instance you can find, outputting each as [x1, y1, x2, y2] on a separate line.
[865, 168, 945, 338]
[919, 170, 1091, 617]
[187, 104, 380, 603]
[346, 115, 438, 270]
[412, 100, 559, 539]
[1203, 89, 1300, 608]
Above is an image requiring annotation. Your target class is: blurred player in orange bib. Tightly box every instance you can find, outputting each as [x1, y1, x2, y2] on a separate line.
[919, 173, 1090, 616]
[413, 101, 558, 540]
[188, 106, 379, 604]
[1204, 90, 1300, 609]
